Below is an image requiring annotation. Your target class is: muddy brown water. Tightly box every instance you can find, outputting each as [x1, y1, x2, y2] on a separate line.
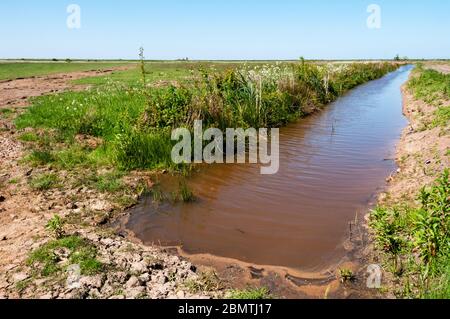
[127, 65, 413, 272]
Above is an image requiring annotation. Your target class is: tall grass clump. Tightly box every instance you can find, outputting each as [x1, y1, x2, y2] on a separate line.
[113, 129, 176, 170]
[370, 170, 449, 298]
[199, 61, 398, 129]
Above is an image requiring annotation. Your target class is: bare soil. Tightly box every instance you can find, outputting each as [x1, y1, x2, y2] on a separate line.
[426, 62, 450, 74]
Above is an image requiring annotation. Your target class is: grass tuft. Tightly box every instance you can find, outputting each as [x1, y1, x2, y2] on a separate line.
[370, 170, 449, 298]
[227, 287, 272, 299]
[184, 270, 222, 293]
[27, 235, 103, 277]
[29, 173, 59, 191]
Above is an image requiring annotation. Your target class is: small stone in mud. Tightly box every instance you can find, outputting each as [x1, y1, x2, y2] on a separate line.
[1, 236, 7, 241]
[138, 273, 151, 284]
[130, 261, 148, 274]
[425, 160, 432, 165]
[0, 195, 5, 203]
[125, 276, 140, 289]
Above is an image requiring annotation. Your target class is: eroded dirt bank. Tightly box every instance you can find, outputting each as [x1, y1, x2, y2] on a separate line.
[366, 63, 449, 297]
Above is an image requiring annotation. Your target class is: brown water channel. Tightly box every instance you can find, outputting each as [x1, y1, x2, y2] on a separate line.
[127, 65, 413, 272]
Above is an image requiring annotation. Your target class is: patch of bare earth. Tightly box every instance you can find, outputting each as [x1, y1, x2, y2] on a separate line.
[426, 62, 450, 74]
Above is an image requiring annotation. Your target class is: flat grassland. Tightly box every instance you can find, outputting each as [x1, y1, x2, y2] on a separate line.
[0, 62, 131, 81]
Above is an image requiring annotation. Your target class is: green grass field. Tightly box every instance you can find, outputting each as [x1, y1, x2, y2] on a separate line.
[0, 62, 131, 81]
[73, 61, 275, 86]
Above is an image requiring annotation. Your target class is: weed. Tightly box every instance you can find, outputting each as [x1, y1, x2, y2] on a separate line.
[27, 150, 55, 166]
[179, 181, 195, 202]
[431, 106, 450, 128]
[184, 270, 222, 293]
[27, 236, 102, 277]
[29, 173, 59, 191]
[339, 268, 355, 283]
[114, 130, 176, 170]
[413, 170, 449, 268]
[46, 215, 65, 239]
[370, 170, 450, 298]
[18, 132, 39, 142]
[151, 185, 165, 203]
[408, 68, 450, 104]
[15, 279, 32, 293]
[227, 287, 272, 299]
[0, 108, 13, 115]
[139, 47, 146, 84]
[0, 108, 14, 120]
[54, 146, 89, 169]
[167, 271, 177, 282]
[8, 178, 20, 184]
[94, 171, 124, 193]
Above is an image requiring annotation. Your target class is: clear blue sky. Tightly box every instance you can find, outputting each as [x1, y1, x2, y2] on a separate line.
[0, 0, 449, 60]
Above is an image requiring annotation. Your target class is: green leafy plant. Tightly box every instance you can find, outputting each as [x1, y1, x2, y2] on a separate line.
[408, 69, 450, 104]
[29, 173, 59, 191]
[227, 287, 272, 299]
[27, 236, 103, 277]
[370, 170, 449, 298]
[46, 215, 65, 239]
[339, 268, 355, 283]
[431, 106, 450, 128]
[94, 171, 124, 193]
[139, 47, 146, 84]
[184, 270, 222, 293]
[179, 181, 195, 202]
